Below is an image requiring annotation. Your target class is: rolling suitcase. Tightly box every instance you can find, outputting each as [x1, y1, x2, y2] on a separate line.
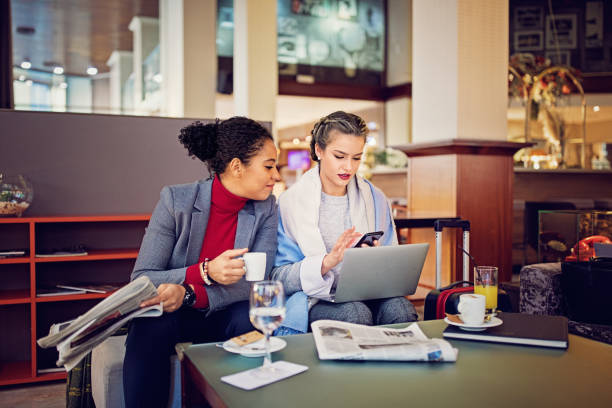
[423, 219, 511, 320]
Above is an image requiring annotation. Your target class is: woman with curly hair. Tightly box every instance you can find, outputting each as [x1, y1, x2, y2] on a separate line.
[272, 111, 417, 335]
[123, 117, 280, 407]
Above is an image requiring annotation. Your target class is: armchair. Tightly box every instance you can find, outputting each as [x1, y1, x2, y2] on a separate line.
[519, 262, 612, 345]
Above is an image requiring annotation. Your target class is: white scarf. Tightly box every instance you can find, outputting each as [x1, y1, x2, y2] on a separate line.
[278, 166, 377, 256]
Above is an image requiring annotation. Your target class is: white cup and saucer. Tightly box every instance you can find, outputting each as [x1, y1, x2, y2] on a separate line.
[444, 293, 503, 331]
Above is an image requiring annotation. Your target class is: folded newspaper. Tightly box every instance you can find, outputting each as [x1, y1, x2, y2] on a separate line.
[37, 276, 162, 371]
[311, 320, 458, 362]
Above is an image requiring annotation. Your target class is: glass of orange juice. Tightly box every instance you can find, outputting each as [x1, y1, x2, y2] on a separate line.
[474, 266, 498, 314]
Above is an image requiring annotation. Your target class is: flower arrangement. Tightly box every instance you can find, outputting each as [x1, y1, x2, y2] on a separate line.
[509, 53, 586, 169]
[359, 146, 408, 178]
[509, 53, 581, 117]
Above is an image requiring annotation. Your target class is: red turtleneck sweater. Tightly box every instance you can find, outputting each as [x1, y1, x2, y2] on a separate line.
[184, 176, 248, 308]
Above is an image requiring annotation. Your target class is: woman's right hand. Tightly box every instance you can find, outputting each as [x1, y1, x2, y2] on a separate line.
[321, 227, 362, 276]
[207, 248, 249, 285]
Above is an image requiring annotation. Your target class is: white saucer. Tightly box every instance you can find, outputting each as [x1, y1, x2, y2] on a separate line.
[222, 337, 287, 357]
[444, 316, 503, 331]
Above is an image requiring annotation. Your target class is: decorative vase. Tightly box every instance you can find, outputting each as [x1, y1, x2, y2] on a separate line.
[0, 174, 34, 217]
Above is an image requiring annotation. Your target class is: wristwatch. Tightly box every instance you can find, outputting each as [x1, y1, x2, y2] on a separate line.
[182, 283, 196, 307]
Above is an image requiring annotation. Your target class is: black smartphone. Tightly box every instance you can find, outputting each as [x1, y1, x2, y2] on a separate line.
[353, 231, 384, 247]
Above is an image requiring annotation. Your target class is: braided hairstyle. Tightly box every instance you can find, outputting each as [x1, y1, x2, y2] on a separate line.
[178, 117, 273, 174]
[309, 111, 368, 162]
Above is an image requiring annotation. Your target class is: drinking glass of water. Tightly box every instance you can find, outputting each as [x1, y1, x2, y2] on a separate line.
[249, 280, 285, 370]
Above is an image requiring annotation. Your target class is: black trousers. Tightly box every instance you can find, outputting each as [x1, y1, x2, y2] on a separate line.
[123, 301, 253, 408]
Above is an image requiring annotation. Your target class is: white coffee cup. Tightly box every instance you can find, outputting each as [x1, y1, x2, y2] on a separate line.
[243, 252, 266, 281]
[457, 293, 486, 325]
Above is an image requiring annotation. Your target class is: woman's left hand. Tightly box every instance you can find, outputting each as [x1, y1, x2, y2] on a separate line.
[140, 283, 186, 313]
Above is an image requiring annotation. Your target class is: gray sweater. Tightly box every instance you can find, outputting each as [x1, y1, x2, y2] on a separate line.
[270, 191, 351, 296]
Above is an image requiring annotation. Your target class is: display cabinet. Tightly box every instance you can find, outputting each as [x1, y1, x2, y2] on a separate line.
[0, 214, 149, 385]
[538, 210, 612, 262]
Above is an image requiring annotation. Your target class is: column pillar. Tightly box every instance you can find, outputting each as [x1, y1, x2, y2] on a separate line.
[399, 1, 522, 284]
[106, 51, 133, 114]
[128, 16, 159, 112]
[385, 0, 412, 146]
[159, 0, 216, 118]
[233, 0, 277, 132]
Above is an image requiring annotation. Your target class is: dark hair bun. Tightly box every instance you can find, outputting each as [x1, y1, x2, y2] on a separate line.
[178, 120, 218, 162]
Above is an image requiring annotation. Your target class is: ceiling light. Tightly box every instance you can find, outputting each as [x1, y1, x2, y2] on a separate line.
[593, 105, 600, 112]
[292, 138, 300, 145]
[59, 82, 68, 89]
[25, 80, 33, 86]
[53, 66, 64, 75]
[18, 75, 26, 81]
[305, 135, 312, 142]
[87, 66, 98, 75]
[21, 60, 31, 69]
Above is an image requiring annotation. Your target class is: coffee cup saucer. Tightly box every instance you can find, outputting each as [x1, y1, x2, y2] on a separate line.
[221, 337, 287, 357]
[444, 316, 503, 331]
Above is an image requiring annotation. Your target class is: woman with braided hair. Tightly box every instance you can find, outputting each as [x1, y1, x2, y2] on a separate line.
[123, 117, 280, 407]
[272, 111, 417, 335]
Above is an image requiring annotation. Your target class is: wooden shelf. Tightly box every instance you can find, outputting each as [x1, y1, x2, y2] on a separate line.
[35, 371, 67, 382]
[35, 291, 112, 303]
[0, 289, 31, 305]
[0, 361, 33, 386]
[0, 256, 30, 264]
[34, 248, 140, 263]
[0, 214, 149, 385]
[0, 214, 151, 224]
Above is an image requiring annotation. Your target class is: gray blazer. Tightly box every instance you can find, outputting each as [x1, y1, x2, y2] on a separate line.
[132, 178, 278, 314]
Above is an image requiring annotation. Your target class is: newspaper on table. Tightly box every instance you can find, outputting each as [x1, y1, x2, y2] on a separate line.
[311, 320, 458, 362]
[37, 276, 162, 371]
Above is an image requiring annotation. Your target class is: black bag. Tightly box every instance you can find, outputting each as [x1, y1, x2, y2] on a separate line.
[561, 258, 612, 325]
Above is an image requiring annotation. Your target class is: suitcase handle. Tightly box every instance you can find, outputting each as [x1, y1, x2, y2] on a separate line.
[438, 280, 472, 291]
[434, 219, 470, 232]
[435, 219, 471, 289]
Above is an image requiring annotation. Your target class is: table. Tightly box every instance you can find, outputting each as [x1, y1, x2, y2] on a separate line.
[182, 320, 612, 408]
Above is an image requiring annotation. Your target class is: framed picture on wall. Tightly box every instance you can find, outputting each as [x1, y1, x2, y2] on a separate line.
[545, 50, 571, 66]
[514, 31, 544, 51]
[585, 1, 604, 48]
[515, 6, 543, 30]
[546, 14, 577, 49]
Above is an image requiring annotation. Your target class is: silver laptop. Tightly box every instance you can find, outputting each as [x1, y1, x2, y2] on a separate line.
[314, 243, 429, 303]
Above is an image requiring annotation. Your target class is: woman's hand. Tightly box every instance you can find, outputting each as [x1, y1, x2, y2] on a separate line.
[321, 227, 362, 275]
[140, 283, 185, 313]
[364, 239, 381, 248]
[208, 248, 249, 285]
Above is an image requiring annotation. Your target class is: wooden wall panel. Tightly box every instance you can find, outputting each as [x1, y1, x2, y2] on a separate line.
[514, 170, 612, 201]
[409, 228, 457, 289]
[408, 155, 457, 215]
[457, 154, 514, 282]
[400, 140, 526, 284]
[369, 171, 407, 201]
[407, 155, 457, 288]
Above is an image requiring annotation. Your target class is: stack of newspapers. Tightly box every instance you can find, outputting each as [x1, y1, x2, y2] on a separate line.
[37, 276, 162, 371]
[311, 320, 458, 362]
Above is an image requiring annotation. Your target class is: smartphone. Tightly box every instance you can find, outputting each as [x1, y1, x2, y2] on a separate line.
[353, 231, 384, 247]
